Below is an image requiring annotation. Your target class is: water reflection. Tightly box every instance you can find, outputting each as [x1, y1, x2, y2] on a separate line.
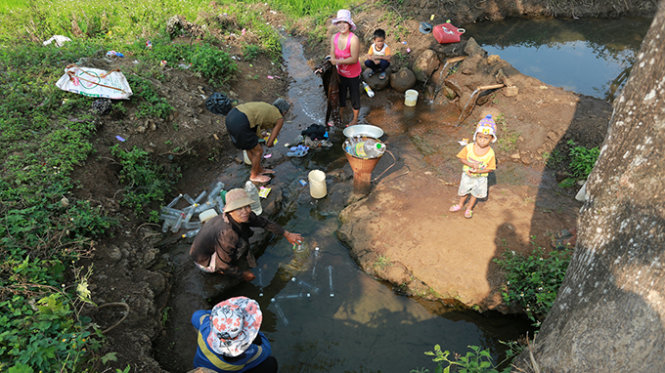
[464, 17, 651, 100]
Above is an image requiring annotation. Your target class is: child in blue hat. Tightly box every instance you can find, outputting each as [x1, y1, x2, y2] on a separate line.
[449, 115, 497, 218]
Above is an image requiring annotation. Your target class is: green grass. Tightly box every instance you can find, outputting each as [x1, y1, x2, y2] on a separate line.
[0, 1, 372, 370]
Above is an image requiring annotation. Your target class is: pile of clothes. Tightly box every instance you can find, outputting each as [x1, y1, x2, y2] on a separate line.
[286, 124, 333, 157]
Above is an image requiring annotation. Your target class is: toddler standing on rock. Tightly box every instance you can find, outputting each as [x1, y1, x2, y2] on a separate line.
[449, 115, 497, 219]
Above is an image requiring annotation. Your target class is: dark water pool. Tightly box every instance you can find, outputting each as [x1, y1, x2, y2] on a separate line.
[464, 17, 651, 100]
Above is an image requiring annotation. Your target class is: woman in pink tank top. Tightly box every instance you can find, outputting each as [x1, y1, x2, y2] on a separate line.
[329, 9, 361, 126]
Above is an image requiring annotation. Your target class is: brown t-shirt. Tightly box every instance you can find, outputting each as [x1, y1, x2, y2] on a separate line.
[189, 212, 284, 278]
[235, 102, 283, 134]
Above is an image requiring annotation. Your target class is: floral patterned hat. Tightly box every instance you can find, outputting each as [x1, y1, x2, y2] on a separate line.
[474, 114, 497, 143]
[207, 296, 262, 357]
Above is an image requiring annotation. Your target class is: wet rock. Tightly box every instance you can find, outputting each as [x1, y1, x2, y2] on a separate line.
[389, 67, 416, 92]
[143, 248, 160, 268]
[108, 245, 123, 262]
[433, 41, 466, 60]
[443, 86, 457, 100]
[459, 53, 484, 75]
[144, 271, 167, 296]
[362, 69, 390, 90]
[463, 37, 486, 57]
[91, 99, 112, 115]
[503, 86, 519, 97]
[486, 54, 502, 65]
[380, 261, 412, 286]
[412, 49, 440, 82]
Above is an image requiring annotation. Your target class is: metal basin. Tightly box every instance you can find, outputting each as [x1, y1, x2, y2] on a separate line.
[343, 124, 384, 139]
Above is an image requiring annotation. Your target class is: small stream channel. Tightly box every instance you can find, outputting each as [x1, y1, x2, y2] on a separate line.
[157, 18, 648, 372]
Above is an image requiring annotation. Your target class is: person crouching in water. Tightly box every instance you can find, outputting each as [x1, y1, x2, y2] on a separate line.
[191, 296, 277, 372]
[189, 188, 302, 281]
[449, 115, 497, 219]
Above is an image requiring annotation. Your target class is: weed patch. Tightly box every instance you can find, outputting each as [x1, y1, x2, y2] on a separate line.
[494, 241, 571, 323]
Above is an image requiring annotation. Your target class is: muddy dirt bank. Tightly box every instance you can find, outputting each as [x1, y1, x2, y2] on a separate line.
[401, 0, 657, 23]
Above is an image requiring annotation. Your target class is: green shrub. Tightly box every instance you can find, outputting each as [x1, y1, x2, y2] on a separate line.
[494, 241, 571, 323]
[126, 75, 173, 120]
[242, 43, 262, 61]
[567, 140, 599, 180]
[189, 43, 238, 86]
[413, 344, 509, 373]
[110, 145, 172, 215]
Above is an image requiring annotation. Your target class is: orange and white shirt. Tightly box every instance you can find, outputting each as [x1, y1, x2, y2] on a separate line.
[367, 43, 391, 57]
[456, 143, 496, 177]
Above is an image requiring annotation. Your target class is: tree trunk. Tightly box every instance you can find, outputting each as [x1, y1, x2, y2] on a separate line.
[515, 2, 665, 372]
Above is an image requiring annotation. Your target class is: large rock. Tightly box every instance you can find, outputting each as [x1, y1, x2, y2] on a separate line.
[463, 37, 486, 57]
[362, 69, 390, 90]
[390, 67, 417, 92]
[412, 49, 440, 82]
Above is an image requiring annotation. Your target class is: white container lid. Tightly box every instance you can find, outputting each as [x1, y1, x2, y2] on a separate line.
[199, 209, 218, 223]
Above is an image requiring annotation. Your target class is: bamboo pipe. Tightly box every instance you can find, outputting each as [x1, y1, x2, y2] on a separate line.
[455, 83, 506, 125]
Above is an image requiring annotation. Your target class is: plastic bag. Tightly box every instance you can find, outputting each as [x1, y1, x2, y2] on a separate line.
[55, 64, 132, 100]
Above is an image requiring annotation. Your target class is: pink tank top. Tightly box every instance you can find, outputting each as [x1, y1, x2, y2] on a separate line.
[334, 32, 361, 78]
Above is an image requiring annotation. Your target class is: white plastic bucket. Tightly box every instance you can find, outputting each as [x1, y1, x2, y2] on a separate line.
[308, 170, 327, 199]
[404, 89, 419, 107]
[242, 150, 252, 165]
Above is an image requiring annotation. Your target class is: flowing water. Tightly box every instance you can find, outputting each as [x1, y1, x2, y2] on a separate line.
[464, 17, 651, 100]
[159, 17, 650, 371]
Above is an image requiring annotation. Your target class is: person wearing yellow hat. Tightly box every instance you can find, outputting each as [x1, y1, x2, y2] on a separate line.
[189, 188, 302, 281]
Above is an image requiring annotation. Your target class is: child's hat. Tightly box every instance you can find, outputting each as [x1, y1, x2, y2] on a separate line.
[207, 296, 262, 357]
[332, 9, 356, 31]
[474, 115, 497, 143]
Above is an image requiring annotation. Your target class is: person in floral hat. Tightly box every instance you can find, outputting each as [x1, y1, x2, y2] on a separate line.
[191, 296, 277, 372]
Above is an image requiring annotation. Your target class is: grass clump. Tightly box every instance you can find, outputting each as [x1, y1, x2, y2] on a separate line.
[110, 145, 174, 217]
[0, 39, 117, 372]
[494, 240, 571, 323]
[567, 139, 599, 180]
[412, 344, 510, 373]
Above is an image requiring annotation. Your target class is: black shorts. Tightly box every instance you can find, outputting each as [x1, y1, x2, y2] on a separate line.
[225, 108, 259, 150]
[338, 75, 360, 110]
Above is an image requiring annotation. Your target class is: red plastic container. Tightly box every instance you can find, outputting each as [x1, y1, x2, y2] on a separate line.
[433, 23, 465, 44]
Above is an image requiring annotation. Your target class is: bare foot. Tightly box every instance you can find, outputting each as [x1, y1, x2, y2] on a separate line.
[249, 174, 271, 183]
[261, 169, 275, 175]
[348, 119, 358, 126]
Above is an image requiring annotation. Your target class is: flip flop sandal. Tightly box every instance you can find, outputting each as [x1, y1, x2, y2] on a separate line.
[286, 147, 308, 157]
[449, 204, 462, 212]
[464, 210, 473, 219]
[250, 174, 271, 183]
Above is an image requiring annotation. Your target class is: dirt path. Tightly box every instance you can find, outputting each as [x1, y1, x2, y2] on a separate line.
[338, 70, 609, 310]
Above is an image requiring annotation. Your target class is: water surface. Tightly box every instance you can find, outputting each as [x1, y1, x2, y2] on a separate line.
[464, 17, 651, 100]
